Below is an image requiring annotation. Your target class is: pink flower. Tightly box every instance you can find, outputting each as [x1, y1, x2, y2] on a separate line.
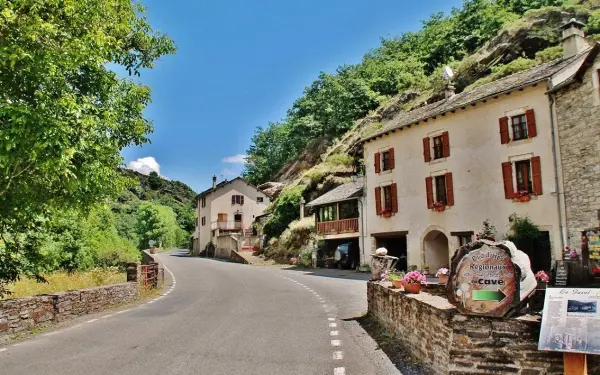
[534, 270, 550, 283]
[402, 271, 427, 284]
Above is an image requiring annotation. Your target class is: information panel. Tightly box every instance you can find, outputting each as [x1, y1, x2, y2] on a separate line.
[538, 288, 600, 355]
[586, 231, 600, 261]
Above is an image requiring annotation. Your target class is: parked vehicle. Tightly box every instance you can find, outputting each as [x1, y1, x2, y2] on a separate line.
[334, 242, 358, 269]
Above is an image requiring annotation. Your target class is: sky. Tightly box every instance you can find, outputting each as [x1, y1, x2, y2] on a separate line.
[121, 0, 463, 193]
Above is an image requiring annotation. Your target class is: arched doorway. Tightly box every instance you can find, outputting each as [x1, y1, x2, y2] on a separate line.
[423, 230, 450, 273]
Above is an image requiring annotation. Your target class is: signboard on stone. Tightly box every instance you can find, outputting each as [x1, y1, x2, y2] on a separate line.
[447, 240, 536, 318]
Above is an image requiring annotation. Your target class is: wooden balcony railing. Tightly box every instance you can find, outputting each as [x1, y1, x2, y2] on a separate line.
[212, 221, 244, 230]
[317, 218, 359, 236]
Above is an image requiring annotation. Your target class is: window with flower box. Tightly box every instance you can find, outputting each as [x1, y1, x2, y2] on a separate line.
[374, 184, 398, 216]
[501, 156, 542, 199]
[425, 173, 454, 209]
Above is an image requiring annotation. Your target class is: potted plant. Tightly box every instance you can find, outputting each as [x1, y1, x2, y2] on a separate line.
[436, 267, 450, 285]
[514, 189, 531, 202]
[562, 246, 579, 261]
[389, 271, 405, 289]
[530, 270, 550, 313]
[432, 201, 445, 212]
[402, 271, 427, 294]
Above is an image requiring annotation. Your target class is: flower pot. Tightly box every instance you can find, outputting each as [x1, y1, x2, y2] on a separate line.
[516, 195, 531, 202]
[150, 246, 157, 254]
[403, 283, 421, 294]
[438, 275, 449, 285]
[392, 280, 403, 289]
[434, 206, 445, 212]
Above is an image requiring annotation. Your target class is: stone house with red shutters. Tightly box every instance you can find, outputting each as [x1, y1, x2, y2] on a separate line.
[360, 20, 598, 273]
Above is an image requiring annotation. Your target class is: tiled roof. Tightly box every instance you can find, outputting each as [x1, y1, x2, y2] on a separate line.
[306, 178, 364, 207]
[362, 53, 583, 143]
[196, 177, 267, 198]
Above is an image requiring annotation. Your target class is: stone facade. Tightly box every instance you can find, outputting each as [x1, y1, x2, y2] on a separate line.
[367, 282, 600, 375]
[555, 55, 600, 249]
[0, 282, 138, 337]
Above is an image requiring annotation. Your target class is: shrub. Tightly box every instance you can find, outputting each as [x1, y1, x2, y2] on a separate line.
[263, 185, 307, 239]
[535, 45, 563, 63]
[466, 58, 537, 90]
[326, 153, 354, 167]
[265, 217, 315, 259]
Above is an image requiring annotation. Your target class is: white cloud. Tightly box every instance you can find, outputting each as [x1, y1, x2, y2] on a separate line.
[222, 154, 248, 164]
[127, 156, 162, 176]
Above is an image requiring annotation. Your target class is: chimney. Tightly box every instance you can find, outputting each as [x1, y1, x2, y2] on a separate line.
[212, 175, 217, 190]
[444, 84, 456, 100]
[560, 18, 588, 58]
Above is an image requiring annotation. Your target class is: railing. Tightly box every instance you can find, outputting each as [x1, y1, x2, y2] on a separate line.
[211, 221, 244, 230]
[317, 218, 359, 236]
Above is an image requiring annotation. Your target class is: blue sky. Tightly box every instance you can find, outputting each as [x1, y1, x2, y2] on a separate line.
[121, 0, 462, 192]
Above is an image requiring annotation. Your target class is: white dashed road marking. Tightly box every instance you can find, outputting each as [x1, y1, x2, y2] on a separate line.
[334, 367, 346, 375]
[86, 319, 98, 323]
[330, 331, 339, 336]
[331, 340, 341, 347]
[329, 323, 337, 328]
[0, 348, 7, 353]
[333, 351, 343, 360]
[328, 317, 335, 321]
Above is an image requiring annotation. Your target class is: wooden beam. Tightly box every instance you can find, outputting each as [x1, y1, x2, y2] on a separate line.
[563, 353, 587, 375]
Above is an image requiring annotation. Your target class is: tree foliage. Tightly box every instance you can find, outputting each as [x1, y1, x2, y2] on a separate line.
[0, 0, 175, 289]
[135, 203, 186, 250]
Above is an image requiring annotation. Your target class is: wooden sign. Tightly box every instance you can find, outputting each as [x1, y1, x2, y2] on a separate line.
[448, 241, 521, 317]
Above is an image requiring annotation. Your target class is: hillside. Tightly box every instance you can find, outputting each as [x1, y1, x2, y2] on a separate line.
[245, 0, 600, 241]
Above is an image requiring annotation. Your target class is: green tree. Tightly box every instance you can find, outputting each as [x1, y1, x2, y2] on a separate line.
[135, 203, 181, 250]
[0, 0, 175, 291]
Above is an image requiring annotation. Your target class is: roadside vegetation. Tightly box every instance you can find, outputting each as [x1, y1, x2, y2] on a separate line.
[0, 0, 185, 297]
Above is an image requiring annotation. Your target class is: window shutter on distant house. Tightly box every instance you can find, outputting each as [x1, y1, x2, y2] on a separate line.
[501, 162, 514, 199]
[499, 117, 509, 144]
[526, 109, 537, 138]
[374, 152, 381, 173]
[531, 156, 542, 195]
[241, 196, 245, 205]
[423, 137, 431, 162]
[389, 148, 395, 170]
[375, 187, 382, 215]
[442, 131, 450, 158]
[445, 173, 454, 206]
[391, 183, 398, 213]
[425, 177, 434, 209]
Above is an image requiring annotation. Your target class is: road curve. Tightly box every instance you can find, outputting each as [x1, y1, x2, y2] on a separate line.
[0, 250, 399, 375]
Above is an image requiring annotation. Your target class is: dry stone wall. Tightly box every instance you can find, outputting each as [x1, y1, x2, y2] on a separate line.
[0, 282, 138, 337]
[367, 281, 591, 375]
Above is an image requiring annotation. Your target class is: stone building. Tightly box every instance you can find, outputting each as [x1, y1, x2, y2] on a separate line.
[550, 21, 600, 250]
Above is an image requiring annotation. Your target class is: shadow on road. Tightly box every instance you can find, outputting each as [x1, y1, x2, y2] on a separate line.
[281, 267, 370, 281]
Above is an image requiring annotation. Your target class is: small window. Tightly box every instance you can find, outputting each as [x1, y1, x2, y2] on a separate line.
[232, 195, 244, 205]
[201, 217, 206, 226]
[201, 196, 206, 208]
[435, 175, 447, 204]
[257, 197, 264, 203]
[511, 114, 528, 141]
[515, 160, 533, 193]
[319, 205, 337, 222]
[383, 185, 393, 212]
[458, 234, 472, 246]
[382, 151, 391, 171]
[195, 218, 198, 227]
[433, 136, 444, 159]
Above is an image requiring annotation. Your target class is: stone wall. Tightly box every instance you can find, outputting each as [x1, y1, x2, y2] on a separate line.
[0, 282, 138, 337]
[555, 58, 600, 249]
[368, 282, 571, 375]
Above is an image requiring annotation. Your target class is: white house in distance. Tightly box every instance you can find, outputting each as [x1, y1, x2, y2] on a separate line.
[360, 22, 594, 274]
[192, 176, 270, 255]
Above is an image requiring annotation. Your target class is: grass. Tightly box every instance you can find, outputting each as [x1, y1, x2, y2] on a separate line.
[3, 268, 126, 299]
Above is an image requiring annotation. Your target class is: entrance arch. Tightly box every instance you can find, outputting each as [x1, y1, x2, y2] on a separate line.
[421, 227, 450, 273]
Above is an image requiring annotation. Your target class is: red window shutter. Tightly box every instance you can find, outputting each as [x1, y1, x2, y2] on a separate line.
[501, 162, 514, 199]
[391, 183, 398, 213]
[423, 137, 431, 162]
[375, 187, 382, 215]
[526, 109, 537, 138]
[499, 117, 509, 144]
[374, 152, 381, 173]
[442, 131, 450, 158]
[445, 173, 454, 206]
[531, 156, 542, 195]
[425, 177, 434, 209]
[389, 148, 395, 170]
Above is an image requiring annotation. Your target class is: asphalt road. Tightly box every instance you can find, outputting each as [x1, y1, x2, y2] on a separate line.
[0, 250, 399, 375]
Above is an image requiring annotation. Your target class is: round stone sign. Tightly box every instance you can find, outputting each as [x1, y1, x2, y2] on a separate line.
[449, 243, 520, 317]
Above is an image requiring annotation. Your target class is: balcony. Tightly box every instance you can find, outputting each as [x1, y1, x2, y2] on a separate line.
[212, 220, 244, 231]
[316, 218, 359, 236]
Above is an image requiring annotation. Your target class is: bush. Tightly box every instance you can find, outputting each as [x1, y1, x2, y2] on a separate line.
[535, 45, 563, 63]
[326, 153, 354, 167]
[265, 217, 315, 259]
[263, 185, 307, 239]
[467, 58, 537, 90]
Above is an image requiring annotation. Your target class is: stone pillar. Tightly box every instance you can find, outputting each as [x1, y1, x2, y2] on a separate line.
[126, 263, 140, 283]
[300, 197, 306, 220]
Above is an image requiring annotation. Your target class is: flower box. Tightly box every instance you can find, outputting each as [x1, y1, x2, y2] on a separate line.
[516, 195, 531, 202]
[434, 205, 446, 212]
